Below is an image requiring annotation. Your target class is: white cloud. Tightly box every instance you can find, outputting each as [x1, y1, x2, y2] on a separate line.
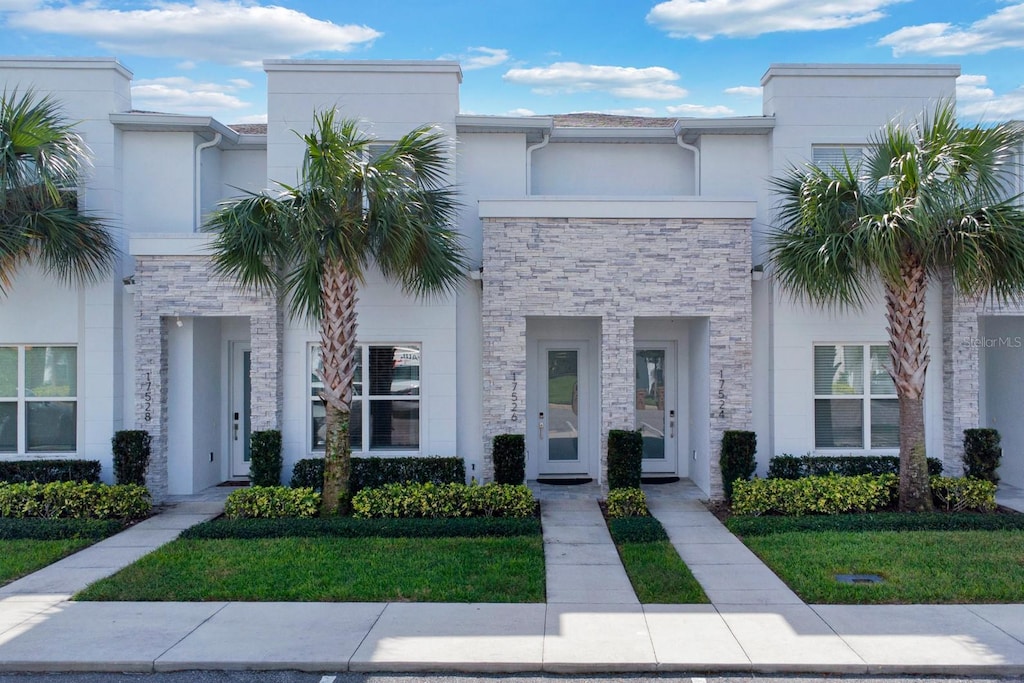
[459, 47, 510, 71]
[879, 4, 1024, 56]
[955, 74, 1024, 120]
[0, 0, 39, 11]
[666, 103, 735, 116]
[725, 85, 762, 97]
[506, 108, 538, 117]
[6, 1, 381, 66]
[503, 62, 688, 100]
[131, 76, 253, 113]
[647, 0, 901, 40]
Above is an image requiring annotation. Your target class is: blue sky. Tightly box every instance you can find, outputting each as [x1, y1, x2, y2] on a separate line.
[1, 0, 1023, 125]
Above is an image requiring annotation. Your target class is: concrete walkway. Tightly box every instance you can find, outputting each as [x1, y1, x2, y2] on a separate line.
[1, 481, 1024, 673]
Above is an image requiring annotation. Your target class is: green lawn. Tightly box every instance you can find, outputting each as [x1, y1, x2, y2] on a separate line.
[743, 529, 1024, 604]
[76, 535, 545, 602]
[607, 516, 708, 604]
[0, 539, 95, 585]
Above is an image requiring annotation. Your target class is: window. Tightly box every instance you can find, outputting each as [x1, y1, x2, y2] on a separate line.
[310, 344, 420, 453]
[0, 346, 78, 454]
[813, 344, 898, 450]
[812, 145, 864, 170]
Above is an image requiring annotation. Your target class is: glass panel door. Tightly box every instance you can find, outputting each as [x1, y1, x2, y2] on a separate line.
[547, 349, 579, 463]
[635, 344, 677, 474]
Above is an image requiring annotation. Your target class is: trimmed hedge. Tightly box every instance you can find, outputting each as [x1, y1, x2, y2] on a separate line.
[0, 459, 101, 484]
[290, 456, 466, 492]
[721, 430, 757, 501]
[608, 429, 642, 489]
[767, 454, 943, 479]
[223, 486, 320, 519]
[112, 430, 150, 486]
[963, 428, 1001, 485]
[732, 474, 898, 516]
[0, 482, 151, 520]
[607, 516, 670, 544]
[351, 482, 535, 518]
[606, 487, 649, 518]
[931, 475, 997, 512]
[249, 430, 283, 487]
[181, 516, 541, 539]
[0, 518, 126, 540]
[727, 511, 1024, 536]
[492, 434, 525, 485]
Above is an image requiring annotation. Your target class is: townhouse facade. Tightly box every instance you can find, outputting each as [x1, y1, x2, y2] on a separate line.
[1, 56, 1019, 501]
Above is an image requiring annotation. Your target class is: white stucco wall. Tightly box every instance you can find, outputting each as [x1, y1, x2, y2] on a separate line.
[531, 143, 694, 196]
[979, 316, 1024, 489]
[123, 132, 196, 233]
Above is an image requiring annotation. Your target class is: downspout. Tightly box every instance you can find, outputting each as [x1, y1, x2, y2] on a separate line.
[525, 133, 549, 196]
[194, 133, 222, 231]
[676, 134, 700, 196]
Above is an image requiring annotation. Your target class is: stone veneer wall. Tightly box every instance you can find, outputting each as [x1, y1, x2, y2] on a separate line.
[481, 216, 752, 498]
[133, 255, 283, 501]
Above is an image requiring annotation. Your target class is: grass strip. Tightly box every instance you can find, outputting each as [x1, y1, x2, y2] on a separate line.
[606, 516, 708, 604]
[743, 529, 1024, 604]
[76, 535, 545, 602]
[727, 511, 1024, 537]
[1, 538, 96, 585]
[181, 516, 541, 540]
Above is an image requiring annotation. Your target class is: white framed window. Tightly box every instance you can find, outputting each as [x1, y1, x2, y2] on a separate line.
[813, 344, 898, 450]
[0, 345, 78, 454]
[309, 343, 421, 454]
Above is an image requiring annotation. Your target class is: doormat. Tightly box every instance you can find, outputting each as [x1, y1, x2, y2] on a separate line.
[536, 477, 593, 485]
[641, 476, 681, 484]
[217, 480, 250, 487]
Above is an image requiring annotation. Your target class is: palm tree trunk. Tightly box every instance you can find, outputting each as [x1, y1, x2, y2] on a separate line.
[885, 257, 933, 512]
[319, 260, 359, 515]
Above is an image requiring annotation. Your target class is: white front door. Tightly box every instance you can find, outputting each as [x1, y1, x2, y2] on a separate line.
[537, 341, 591, 475]
[635, 343, 678, 474]
[229, 342, 252, 478]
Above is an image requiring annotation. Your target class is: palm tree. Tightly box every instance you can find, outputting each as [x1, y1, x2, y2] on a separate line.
[1, 89, 116, 294]
[769, 102, 1024, 512]
[205, 110, 464, 515]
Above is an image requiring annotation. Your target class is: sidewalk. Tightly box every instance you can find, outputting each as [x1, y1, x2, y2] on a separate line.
[0, 482, 1022, 674]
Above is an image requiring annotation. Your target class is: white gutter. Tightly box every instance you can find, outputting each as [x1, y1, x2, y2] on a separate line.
[676, 135, 701, 195]
[194, 133, 222, 230]
[525, 133, 550, 196]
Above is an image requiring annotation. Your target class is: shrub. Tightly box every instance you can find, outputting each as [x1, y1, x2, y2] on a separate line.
[289, 456, 465, 492]
[731, 474, 897, 516]
[606, 487, 649, 518]
[607, 429, 642, 489]
[181, 516, 541, 540]
[727, 511, 1024, 536]
[351, 482, 535, 519]
[963, 429, 1001, 485]
[607, 516, 669, 544]
[0, 482, 150, 520]
[492, 434, 525, 484]
[720, 430, 757, 501]
[112, 430, 151, 486]
[0, 459, 101, 484]
[767, 454, 943, 479]
[249, 430, 283, 487]
[0, 518, 125, 540]
[223, 486, 320, 519]
[931, 476, 997, 512]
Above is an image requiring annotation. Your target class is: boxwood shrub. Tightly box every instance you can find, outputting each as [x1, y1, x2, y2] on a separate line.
[112, 430, 151, 486]
[290, 456, 465, 492]
[731, 474, 898, 516]
[607, 429, 642, 489]
[720, 430, 757, 501]
[963, 428, 1001, 485]
[607, 516, 670, 544]
[0, 482, 150, 520]
[767, 454, 943, 479]
[0, 518, 126, 540]
[605, 487, 649, 518]
[492, 434, 525, 485]
[223, 486, 320, 519]
[181, 516, 541, 539]
[0, 459, 101, 484]
[351, 482, 535, 518]
[249, 430, 283, 487]
[727, 511, 1024, 536]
